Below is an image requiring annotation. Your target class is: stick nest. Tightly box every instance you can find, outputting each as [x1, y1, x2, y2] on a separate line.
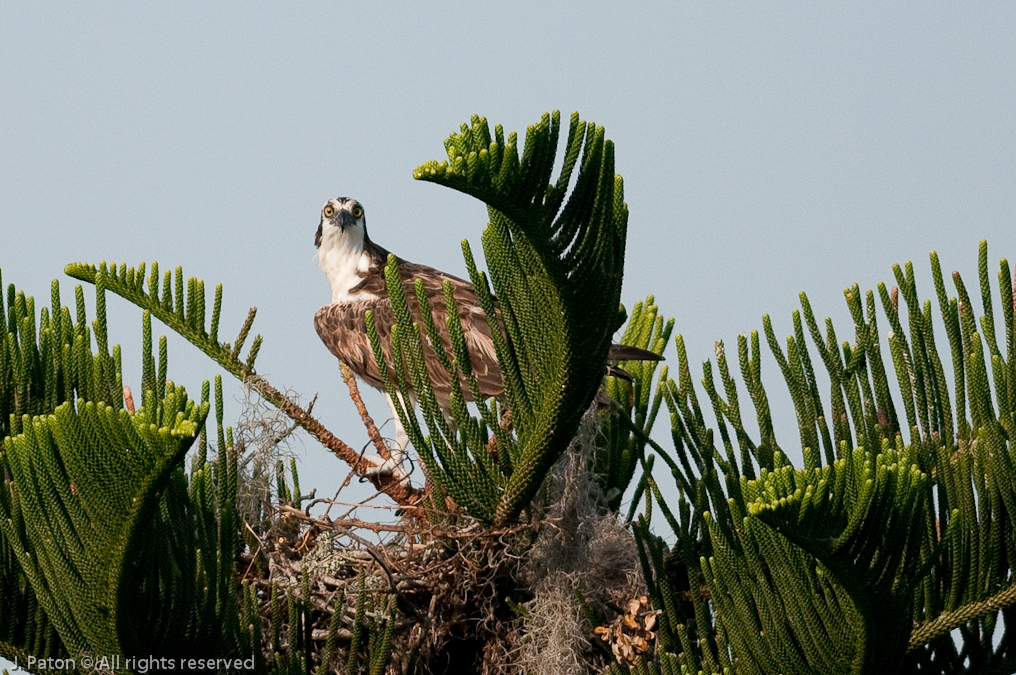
[235, 386, 648, 674]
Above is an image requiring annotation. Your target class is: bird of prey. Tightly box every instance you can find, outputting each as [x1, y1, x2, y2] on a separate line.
[313, 196, 658, 479]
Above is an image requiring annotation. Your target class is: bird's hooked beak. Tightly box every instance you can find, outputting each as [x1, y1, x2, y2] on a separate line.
[336, 210, 358, 231]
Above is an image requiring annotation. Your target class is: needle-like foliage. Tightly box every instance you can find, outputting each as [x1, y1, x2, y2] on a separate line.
[600, 298, 673, 512]
[0, 267, 250, 666]
[64, 261, 419, 505]
[370, 111, 628, 525]
[621, 241, 1016, 675]
[0, 265, 382, 673]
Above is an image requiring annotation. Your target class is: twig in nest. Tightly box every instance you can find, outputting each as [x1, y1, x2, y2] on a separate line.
[313, 499, 403, 511]
[241, 521, 266, 581]
[280, 506, 413, 535]
[277, 505, 531, 543]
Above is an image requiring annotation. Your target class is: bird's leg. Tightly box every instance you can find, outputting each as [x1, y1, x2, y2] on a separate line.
[361, 390, 420, 485]
[355, 391, 411, 485]
[339, 363, 412, 485]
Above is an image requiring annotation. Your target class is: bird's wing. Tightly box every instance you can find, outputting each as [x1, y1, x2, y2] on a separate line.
[397, 259, 505, 400]
[314, 302, 391, 391]
[317, 296, 464, 403]
[315, 266, 504, 403]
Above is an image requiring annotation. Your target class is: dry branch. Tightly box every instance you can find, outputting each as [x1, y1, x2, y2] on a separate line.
[244, 372, 421, 506]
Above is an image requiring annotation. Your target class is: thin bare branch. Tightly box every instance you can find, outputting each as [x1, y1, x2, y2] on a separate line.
[244, 373, 422, 506]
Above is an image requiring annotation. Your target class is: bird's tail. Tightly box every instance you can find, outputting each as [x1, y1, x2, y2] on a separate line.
[607, 344, 664, 362]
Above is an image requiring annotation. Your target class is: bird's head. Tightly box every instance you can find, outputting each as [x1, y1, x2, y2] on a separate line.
[315, 197, 368, 251]
[315, 197, 378, 302]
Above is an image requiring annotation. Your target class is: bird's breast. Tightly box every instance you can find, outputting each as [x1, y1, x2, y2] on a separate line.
[320, 247, 381, 303]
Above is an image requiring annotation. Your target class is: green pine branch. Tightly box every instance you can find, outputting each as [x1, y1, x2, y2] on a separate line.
[63, 261, 259, 381]
[385, 110, 628, 525]
[629, 240, 1016, 675]
[0, 269, 248, 665]
[64, 261, 420, 505]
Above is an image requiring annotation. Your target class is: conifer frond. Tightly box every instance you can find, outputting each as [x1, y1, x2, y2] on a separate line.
[630, 241, 1016, 674]
[598, 297, 672, 512]
[407, 111, 628, 525]
[64, 261, 419, 504]
[64, 261, 261, 380]
[0, 269, 246, 664]
[2, 392, 207, 656]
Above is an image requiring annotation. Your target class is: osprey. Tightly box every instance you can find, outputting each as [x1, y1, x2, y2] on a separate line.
[313, 197, 658, 478]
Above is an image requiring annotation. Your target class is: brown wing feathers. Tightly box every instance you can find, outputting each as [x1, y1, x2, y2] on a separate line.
[315, 255, 505, 402]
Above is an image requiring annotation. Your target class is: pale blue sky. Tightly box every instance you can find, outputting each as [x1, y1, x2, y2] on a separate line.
[1, 8, 1014, 659]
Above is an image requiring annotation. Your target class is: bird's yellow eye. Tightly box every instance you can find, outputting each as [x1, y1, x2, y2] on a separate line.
[323, 205, 335, 218]
[352, 205, 363, 219]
